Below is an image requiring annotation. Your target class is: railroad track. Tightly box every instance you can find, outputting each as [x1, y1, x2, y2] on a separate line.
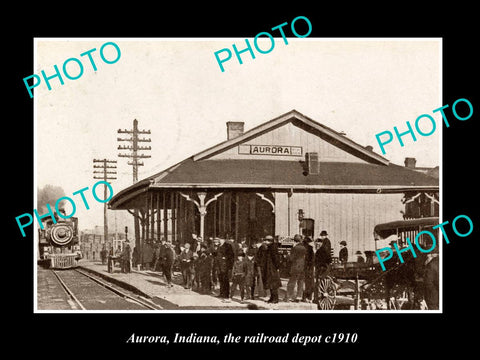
[51, 268, 161, 310]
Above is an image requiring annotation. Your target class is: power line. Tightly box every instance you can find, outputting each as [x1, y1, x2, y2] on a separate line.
[117, 119, 151, 184]
[93, 158, 117, 246]
[117, 119, 151, 259]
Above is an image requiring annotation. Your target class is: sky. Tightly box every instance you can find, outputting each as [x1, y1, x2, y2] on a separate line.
[34, 38, 441, 231]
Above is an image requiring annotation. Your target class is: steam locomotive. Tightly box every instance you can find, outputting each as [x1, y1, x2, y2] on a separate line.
[37, 213, 82, 269]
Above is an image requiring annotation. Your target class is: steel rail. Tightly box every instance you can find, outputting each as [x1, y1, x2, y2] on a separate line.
[51, 270, 86, 310]
[73, 268, 161, 310]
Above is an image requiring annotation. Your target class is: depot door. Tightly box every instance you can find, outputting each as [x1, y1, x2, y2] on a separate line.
[300, 218, 315, 238]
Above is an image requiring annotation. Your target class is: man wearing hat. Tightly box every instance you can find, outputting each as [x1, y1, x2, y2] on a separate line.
[160, 238, 176, 287]
[318, 230, 333, 260]
[286, 234, 306, 302]
[253, 238, 267, 298]
[314, 231, 332, 278]
[319, 230, 329, 242]
[121, 240, 132, 273]
[339, 241, 348, 263]
[259, 235, 282, 303]
[215, 237, 234, 299]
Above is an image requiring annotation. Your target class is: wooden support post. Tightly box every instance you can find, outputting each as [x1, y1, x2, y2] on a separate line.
[213, 200, 217, 238]
[163, 192, 168, 241]
[157, 192, 161, 242]
[197, 192, 207, 241]
[227, 193, 232, 236]
[171, 192, 176, 243]
[175, 192, 179, 243]
[235, 192, 239, 242]
[216, 198, 220, 237]
[145, 195, 150, 243]
[140, 209, 145, 264]
[187, 200, 194, 238]
[222, 195, 226, 236]
[151, 192, 155, 241]
[178, 195, 183, 244]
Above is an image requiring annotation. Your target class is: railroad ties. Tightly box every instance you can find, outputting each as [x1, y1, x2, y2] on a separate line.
[38, 266, 161, 311]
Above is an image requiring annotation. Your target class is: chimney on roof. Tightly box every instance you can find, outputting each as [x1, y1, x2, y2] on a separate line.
[404, 157, 417, 169]
[365, 145, 373, 152]
[226, 121, 244, 140]
[305, 152, 319, 175]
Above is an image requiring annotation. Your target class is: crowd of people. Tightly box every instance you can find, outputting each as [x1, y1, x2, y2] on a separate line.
[285, 231, 334, 303]
[166, 234, 285, 303]
[122, 231, 341, 305]
[97, 230, 438, 310]
[101, 241, 133, 274]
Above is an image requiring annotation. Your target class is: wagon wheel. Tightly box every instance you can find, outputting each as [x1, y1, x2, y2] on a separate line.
[316, 276, 337, 310]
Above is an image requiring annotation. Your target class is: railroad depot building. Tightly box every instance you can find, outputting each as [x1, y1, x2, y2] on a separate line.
[108, 110, 439, 256]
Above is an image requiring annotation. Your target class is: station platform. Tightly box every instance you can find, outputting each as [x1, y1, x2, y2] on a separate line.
[78, 260, 322, 311]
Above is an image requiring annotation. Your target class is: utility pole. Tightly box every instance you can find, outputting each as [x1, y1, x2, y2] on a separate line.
[117, 119, 151, 261]
[93, 159, 117, 248]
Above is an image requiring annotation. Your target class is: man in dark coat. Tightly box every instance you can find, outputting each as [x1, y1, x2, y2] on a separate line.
[179, 243, 194, 289]
[159, 238, 176, 287]
[259, 235, 282, 303]
[100, 245, 107, 265]
[253, 239, 267, 298]
[198, 243, 213, 294]
[315, 235, 332, 278]
[286, 234, 306, 301]
[131, 246, 139, 269]
[302, 237, 315, 302]
[339, 240, 348, 263]
[314, 230, 332, 279]
[121, 241, 132, 273]
[210, 239, 219, 290]
[107, 246, 114, 273]
[215, 237, 234, 299]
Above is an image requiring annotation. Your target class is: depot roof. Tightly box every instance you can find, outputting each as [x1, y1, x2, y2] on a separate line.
[151, 158, 437, 188]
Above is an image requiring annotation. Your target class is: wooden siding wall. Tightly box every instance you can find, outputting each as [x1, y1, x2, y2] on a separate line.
[275, 191, 404, 256]
[211, 122, 367, 163]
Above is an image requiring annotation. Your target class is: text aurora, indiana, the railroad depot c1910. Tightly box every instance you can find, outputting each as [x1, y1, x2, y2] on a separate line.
[125, 332, 358, 345]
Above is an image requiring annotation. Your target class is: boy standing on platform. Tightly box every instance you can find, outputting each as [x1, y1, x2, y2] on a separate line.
[230, 252, 248, 303]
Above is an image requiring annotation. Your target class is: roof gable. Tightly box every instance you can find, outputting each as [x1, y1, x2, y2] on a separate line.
[192, 110, 389, 165]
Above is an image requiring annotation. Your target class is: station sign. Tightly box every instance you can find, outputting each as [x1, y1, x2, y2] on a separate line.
[238, 144, 303, 156]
